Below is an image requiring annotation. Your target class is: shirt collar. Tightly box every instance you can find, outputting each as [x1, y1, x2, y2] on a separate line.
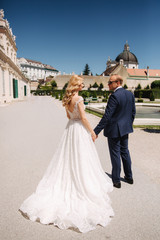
[114, 86, 122, 92]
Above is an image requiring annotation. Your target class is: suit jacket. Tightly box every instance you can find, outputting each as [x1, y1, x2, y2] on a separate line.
[94, 88, 136, 138]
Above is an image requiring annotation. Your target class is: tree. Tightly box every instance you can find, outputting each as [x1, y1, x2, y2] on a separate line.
[98, 83, 104, 90]
[144, 85, 150, 89]
[83, 64, 90, 75]
[151, 80, 160, 89]
[136, 84, 142, 90]
[92, 82, 99, 88]
[51, 80, 57, 89]
[63, 82, 68, 90]
[123, 84, 128, 89]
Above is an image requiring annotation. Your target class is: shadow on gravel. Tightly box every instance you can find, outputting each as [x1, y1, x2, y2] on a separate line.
[142, 129, 160, 134]
[105, 172, 126, 183]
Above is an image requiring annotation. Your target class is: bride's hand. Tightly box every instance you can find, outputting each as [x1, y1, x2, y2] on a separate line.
[91, 132, 96, 142]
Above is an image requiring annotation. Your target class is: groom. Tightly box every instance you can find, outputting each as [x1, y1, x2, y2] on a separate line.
[94, 74, 136, 188]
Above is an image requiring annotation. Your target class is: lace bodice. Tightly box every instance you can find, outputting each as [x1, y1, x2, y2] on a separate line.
[67, 96, 84, 120]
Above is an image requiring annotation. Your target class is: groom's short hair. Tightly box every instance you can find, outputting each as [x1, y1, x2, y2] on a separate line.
[110, 74, 123, 85]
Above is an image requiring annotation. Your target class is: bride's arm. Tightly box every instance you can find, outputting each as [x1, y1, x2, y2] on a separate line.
[78, 101, 96, 141]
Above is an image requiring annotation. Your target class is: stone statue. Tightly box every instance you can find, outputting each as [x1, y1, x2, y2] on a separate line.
[10, 28, 13, 36]
[6, 20, 10, 28]
[0, 9, 4, 19]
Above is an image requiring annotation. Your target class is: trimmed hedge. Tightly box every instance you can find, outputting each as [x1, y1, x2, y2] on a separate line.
[32, 89, 160, 100]
[31, 89, 52, 95]
[31, 89, 65, 96]
[31, 89, 113, 97]
[41, 86, 52, 91]
[149, 92, 155, 101]
[137, 99, 143, 102]
[134, 89, 160, 99]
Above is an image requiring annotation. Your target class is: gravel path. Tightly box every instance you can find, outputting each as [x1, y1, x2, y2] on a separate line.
[0, 96, 160, 240]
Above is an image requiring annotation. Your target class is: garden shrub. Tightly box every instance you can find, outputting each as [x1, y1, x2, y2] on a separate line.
[151, 80, 160, 89]
[149, 92, 155, 101]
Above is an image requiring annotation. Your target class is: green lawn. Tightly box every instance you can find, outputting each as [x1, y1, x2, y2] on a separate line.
[133, 125, 160, 129]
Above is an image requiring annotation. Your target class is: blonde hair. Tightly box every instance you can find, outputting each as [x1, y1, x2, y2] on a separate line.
[110, 74, 123, 85]
[62, 75, 84, 107]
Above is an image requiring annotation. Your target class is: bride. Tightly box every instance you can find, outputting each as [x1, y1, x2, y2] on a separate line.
[19, 75, 114, 233]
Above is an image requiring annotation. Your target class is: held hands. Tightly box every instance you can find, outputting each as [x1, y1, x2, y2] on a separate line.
[91, 132, 98, 142]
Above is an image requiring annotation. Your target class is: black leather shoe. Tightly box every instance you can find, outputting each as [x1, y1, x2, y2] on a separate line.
[113, 182, 121, 188]
[124, 176, 134, 184]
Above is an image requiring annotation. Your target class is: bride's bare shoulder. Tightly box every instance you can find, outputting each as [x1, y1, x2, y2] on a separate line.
[72, 95, 82, 102]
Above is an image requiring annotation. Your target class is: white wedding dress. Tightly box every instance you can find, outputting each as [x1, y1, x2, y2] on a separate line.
[19, 96, 114, 233]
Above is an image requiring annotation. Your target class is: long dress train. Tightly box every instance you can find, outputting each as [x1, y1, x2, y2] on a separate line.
[19, 96, 114, 233]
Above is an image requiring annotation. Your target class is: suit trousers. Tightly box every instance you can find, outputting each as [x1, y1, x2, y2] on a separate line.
[107, 134, 132, 183]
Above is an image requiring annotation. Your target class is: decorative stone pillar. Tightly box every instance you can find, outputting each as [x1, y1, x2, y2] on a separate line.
[0, 9, 4, 19]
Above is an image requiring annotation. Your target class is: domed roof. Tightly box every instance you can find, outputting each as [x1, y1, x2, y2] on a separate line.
[115, 42, 138, 64]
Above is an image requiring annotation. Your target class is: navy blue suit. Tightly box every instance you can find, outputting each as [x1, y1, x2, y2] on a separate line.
[94, 88, 136, 183]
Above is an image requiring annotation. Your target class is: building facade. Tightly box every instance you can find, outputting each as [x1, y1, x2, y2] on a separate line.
[126, 68, 160, 89]
[17, 57, 59, 82]
[101, 41, 160, 90]
[0, 9, 30, 105]
[106, 41, 139, 70]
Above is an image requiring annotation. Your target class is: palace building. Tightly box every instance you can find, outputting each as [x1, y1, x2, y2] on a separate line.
[0, 9, 30, 105]
[17, 58, 59, 90]
[17, 58, 59, 82]
[102, 42, 160, 89]
[105, 41, 139, 70]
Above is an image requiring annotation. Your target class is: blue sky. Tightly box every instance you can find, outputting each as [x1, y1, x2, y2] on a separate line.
[1, 0, 160, 74]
